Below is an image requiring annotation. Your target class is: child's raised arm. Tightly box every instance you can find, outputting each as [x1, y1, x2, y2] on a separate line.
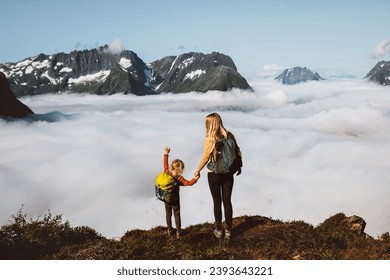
[163, 147, 170, 173]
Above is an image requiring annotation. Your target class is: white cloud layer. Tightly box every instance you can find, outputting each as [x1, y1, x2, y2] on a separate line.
[370, 39, 390, 59]
[1, 78, 390, 238]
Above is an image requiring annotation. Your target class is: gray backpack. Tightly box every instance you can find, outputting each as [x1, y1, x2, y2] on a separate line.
[207, 133, 242, 174]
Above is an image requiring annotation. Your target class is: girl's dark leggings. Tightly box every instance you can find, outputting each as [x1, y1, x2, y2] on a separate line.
[165, 201, 181, 230]
[208, 172, 234, 230]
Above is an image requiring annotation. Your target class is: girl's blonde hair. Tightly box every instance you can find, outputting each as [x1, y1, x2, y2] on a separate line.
[205, 112, 228, 142]
[170, 159, 185, 176]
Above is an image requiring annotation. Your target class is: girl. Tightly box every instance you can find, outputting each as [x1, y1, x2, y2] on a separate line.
[163, 147, 199, 238]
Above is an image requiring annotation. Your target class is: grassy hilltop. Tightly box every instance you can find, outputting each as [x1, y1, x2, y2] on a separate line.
[1, 208, 389, 260]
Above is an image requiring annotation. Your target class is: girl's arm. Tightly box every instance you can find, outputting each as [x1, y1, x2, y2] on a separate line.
[176, 175, 198, 186]
[164, 147, 170, 173]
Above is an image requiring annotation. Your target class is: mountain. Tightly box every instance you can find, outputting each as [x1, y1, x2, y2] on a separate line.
[275, 66, 324, 85]
[1, 209, 390, 260]
[365, 60, 390, 86]
[0, 72, 34, 118]
[0, 47, 251, 97]
[150, 52, 252, 93]
[0, 46, 156, 97]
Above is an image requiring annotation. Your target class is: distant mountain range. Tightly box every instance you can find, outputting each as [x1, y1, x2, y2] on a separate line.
[0, 46, 252, 97]
[274, 63, 390, 86]
[1, 46, 389, 98]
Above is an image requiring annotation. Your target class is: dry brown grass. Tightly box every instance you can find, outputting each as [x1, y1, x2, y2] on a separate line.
[1, 209, 389, 260]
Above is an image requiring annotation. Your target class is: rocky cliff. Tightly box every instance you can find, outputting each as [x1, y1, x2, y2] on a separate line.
[0, 72, 34, 118]
[0, 47, 251, 97]
[365, 60, 390, 86]
[275, 66, 324, 85]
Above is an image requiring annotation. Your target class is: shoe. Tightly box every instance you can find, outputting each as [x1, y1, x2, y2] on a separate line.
[167, 228, 174, 236]
[213, 228, 223, 238]
[176, 229, 182, 239]
[225, 229, 231, 240]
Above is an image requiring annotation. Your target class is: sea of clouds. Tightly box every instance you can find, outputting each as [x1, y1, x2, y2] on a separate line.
[1, 78, 390, 238]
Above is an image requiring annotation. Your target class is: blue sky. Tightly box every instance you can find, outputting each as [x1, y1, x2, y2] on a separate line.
[1, 0, 389, 77]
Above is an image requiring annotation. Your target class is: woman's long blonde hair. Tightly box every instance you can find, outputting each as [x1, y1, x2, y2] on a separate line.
[205, 112, 228, 142]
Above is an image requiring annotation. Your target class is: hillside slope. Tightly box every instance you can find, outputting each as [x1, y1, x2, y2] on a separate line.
[1, 210, 389, 260]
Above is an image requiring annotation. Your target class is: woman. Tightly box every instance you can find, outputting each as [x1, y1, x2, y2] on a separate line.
[194, 113, 242, 240]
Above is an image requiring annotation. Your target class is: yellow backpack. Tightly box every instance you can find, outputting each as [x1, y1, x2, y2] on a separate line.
[155, 172, 176, 203]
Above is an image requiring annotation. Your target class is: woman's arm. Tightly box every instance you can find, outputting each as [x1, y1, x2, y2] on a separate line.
[194, 137, 214, 176]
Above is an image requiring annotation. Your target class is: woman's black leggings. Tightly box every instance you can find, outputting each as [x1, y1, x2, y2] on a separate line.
[208, 172, 234, 230]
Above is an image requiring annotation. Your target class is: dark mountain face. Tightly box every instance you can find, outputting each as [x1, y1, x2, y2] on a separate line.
[150, 52, 251, 93]
[0, 46, 151, 97]
[0, 48, 251, 97]
[365, 61, 390, 86]
[0, 72, 34, 118]
[275, 66, 324, 85]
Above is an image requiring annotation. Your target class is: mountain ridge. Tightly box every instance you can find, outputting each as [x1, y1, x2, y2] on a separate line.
[0, 47, 252, 97]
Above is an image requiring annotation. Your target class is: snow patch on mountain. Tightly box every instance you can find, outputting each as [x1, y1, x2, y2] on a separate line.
[60, 67, 72, 73]
[119, 58, 132, 69]
[69, 70, 111, 84]
[184, 69, 205, 81]
[182, 57, 195, 68]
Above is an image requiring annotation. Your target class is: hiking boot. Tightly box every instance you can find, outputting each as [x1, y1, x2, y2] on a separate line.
[167, 228, 174, 236]
[213, 228, 223, 238]
[224, 229, 232, 240]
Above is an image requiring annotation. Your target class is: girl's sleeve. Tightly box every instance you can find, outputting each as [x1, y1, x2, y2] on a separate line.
[164, 154, 169, 173]
[176, 176, 197, 186]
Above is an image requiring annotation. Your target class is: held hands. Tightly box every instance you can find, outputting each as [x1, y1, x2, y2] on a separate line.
[192, 172, 201, 184]
[190, 173, 200, 185]
[164, 146, 170, 155]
